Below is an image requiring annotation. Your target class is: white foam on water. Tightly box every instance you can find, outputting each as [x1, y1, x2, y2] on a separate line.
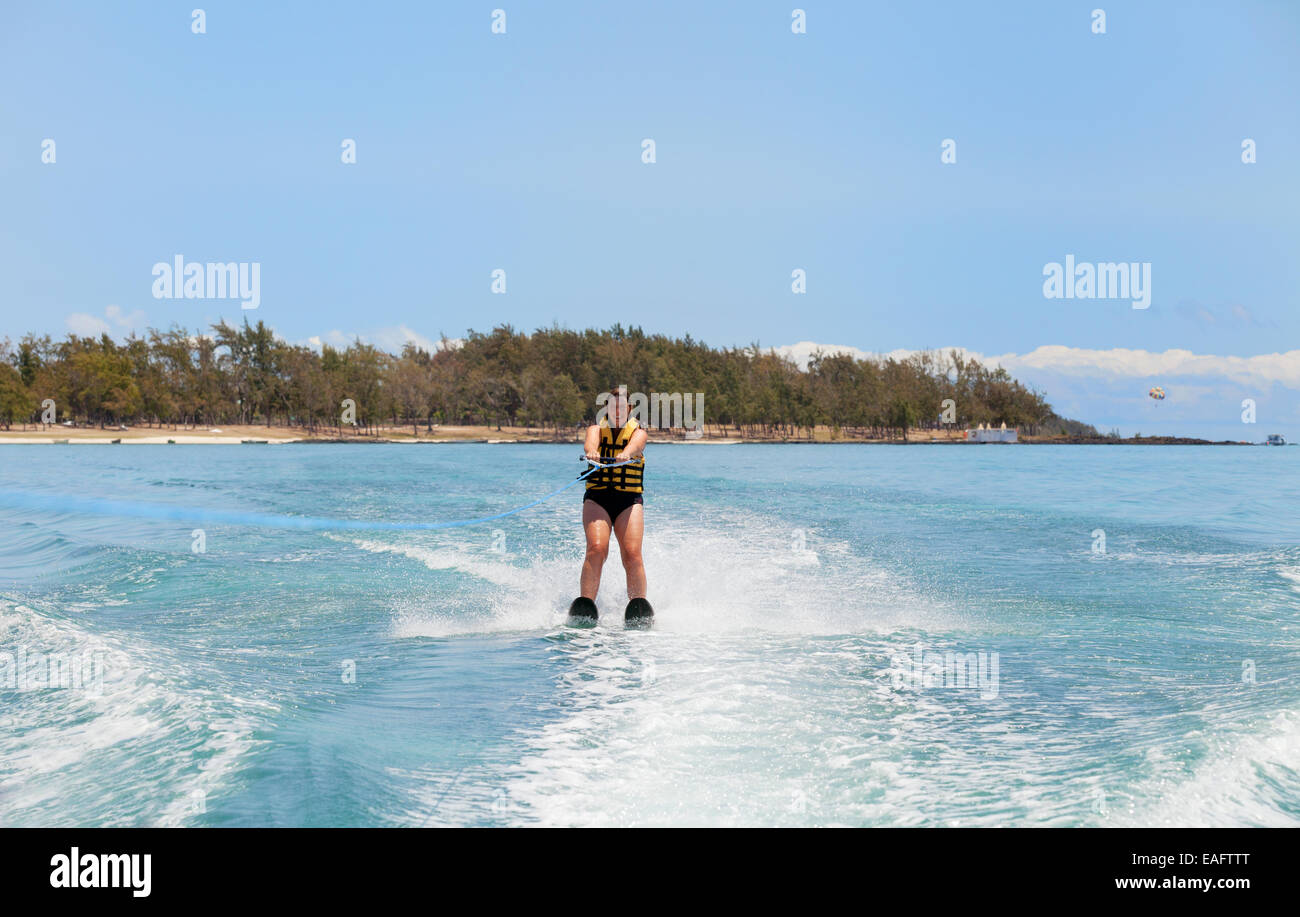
[340, 510, 1300, 827]
[1104, 710, 1300, 827]
[362, 510, 965, 639]
[359, 510, 1000, 824]
[490, 630, 992, 826]
[343, 536, 525, 588]
[0, 599, 273, 826]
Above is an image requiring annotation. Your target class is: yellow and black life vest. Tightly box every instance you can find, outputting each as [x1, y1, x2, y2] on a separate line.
[586, 418, 645, 493]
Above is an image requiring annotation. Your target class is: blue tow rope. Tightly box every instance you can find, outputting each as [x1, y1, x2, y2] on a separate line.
[0, 458, 636, 533]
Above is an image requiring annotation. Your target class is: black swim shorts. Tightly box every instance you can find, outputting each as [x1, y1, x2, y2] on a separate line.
[583, 488, 644, 522]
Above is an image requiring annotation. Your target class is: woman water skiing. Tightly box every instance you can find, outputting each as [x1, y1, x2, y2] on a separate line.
[568, 386, 654, 626]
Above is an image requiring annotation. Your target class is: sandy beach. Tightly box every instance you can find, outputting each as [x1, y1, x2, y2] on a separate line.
[2, 426, 1245, 445]
[0, 424, 976, 445]
[0, 423, 540, 445]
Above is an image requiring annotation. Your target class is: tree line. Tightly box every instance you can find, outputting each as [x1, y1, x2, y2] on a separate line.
[0, 322, 1091, 439]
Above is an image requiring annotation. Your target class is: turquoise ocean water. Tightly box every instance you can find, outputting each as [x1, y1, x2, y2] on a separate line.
[1, 443, 1297, 827]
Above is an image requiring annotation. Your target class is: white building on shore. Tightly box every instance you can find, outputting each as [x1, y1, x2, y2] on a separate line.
[966, 423, 1018, 443]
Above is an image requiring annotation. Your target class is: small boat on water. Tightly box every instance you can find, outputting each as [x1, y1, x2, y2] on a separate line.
[241, 439, 269, 444]
[1266, 434, 1286, 446]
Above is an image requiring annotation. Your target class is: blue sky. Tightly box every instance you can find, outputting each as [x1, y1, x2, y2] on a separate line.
[2, 1, 1297, 439]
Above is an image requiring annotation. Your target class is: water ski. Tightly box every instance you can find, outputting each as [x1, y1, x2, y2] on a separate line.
[624, 597, 655, 628]
[567, 596, 599, 625]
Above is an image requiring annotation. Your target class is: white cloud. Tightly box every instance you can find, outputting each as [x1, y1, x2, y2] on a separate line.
[105, 304, 147, 328]
[65, 312, 111, 336]
[301, 326, 463, 354]
[304, 330, 353, 350]
[64, 304, 147, 337]
[369, 324, 442, 354]
[996, 346, 1300, 389]
[773, 341, 875, 366]
[775, 342, 1300, 390]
